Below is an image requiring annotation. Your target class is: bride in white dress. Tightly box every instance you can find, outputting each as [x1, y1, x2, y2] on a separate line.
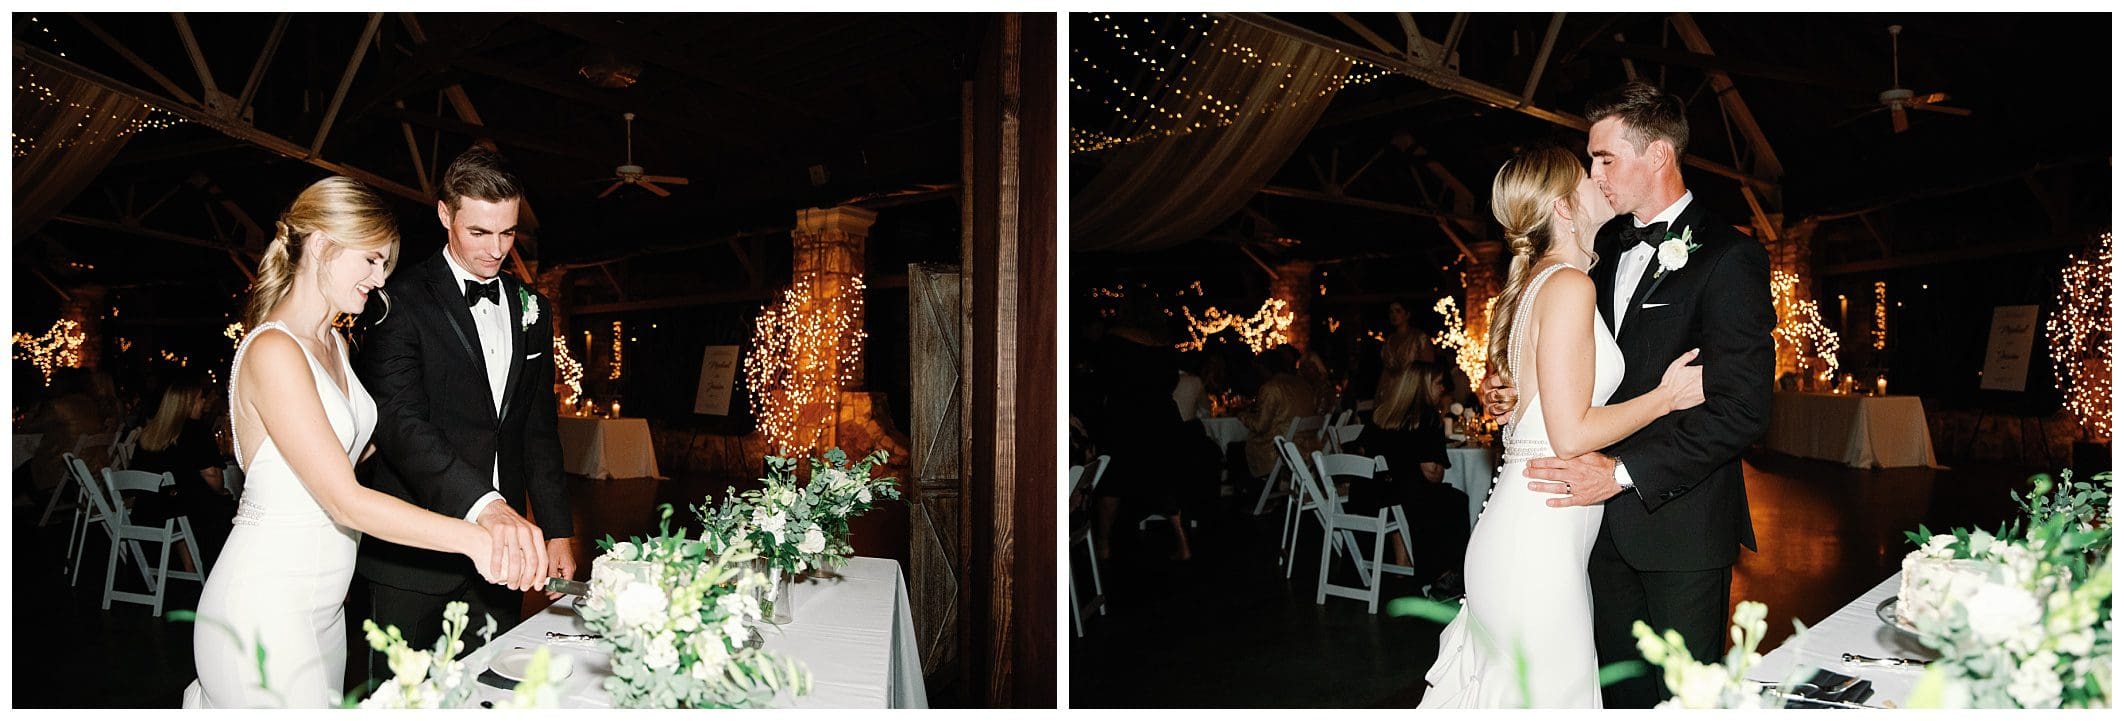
[1418, 146, 1704, 708]
[183, 177, 542, 708]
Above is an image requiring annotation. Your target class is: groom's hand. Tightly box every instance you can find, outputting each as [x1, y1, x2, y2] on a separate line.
[477, 502, 548, 592]
[1524, 453, 1623, 507]
[544, 537, 578, 601]
[1481, 372, 1517, 419]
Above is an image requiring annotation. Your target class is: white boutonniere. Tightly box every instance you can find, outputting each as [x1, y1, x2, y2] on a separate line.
[1654, 226, 1700, 278]
[517, 286, 539, 330]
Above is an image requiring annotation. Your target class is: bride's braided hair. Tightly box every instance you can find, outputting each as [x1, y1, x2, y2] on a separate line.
[1484, 145, 1583, 387]
[241, 176, 400, 328]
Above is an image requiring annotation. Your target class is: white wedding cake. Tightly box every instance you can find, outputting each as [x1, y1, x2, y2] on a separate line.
[1896, 554, 2002, 629]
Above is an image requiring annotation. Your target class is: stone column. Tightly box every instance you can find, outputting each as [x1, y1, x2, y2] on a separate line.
[62, 285, 107, 371]
[1268, 259, 1315, 353]
[788, 205, 877, 456]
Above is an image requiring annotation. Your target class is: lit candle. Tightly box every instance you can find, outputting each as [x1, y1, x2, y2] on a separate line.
[1876, 377, 1887, 396]
[610, 401, 621, 417]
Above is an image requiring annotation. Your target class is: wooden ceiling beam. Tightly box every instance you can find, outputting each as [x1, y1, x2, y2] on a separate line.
[519, 13, 855, 136]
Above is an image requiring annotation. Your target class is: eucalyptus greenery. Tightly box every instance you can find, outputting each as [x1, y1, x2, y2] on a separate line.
[579, 504, 811, 708]
[696, 448, 901, 577]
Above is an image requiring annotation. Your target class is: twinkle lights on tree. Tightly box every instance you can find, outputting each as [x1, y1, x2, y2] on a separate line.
[2047, 232, 2111, 442]
[1873, 281, 1889, 350]
[744, 277, 868, 455]
[1771, 271, 1842, 386]
[607, 321, 624, 381]
[13, 319, 85, 386]
[1431, 296, 1490, 388]
[554, 334, 584, 407]
[1175, 299, 1293, 353]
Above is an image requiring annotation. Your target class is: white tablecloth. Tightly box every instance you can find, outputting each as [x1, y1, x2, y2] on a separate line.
[1443, 445, 1497, 526]
[1201, 416, 1249, 450]
[1765, 393, 1940, 469]
[1750, 572, 1933, 708]
[556, 416, 664, 480]
[466, 556, 926, 708]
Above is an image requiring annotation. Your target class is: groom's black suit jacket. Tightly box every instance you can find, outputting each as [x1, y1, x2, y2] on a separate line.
[1591, 200, 1771, 572]
[354, 251, 571, 595]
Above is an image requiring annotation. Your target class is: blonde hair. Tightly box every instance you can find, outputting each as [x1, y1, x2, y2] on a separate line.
[1372, 362, 1448, 431]
[1484, 145, 1584, 387]
[139, 379, 204, 453]
[242, 176, 400, 327]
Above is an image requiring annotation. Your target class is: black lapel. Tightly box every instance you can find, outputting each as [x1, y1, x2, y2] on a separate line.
[499, 276, 527, 421]
[1620, 201, 1710, 339]
[425, 254, 489, 379]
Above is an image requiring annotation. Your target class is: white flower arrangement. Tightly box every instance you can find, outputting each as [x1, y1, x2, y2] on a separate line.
[1902, 470, 2113, 709]
[699, 448, 901, 578]
[359, 601, 565, 708]
[577, 506, 810, 708]
[1633, 600, 1811, 709]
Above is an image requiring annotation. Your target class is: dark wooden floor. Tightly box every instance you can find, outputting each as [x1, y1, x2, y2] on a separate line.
[8, 470, 910, 709]
[1066, 451, 2037, 708]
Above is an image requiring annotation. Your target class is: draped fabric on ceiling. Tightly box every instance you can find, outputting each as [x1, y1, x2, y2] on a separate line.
[1071, 20, 1352, 253]
[14, 57, 154, 238]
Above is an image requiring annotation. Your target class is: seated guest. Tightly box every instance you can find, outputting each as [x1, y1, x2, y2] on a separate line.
[128, 377, 237, 567]
[1241, 345, 1321, 484]
[1348, 362, 1469, 598]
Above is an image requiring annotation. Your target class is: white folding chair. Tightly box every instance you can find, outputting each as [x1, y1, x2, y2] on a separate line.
[107, 427, 141, 470]
[1307, 450, 1416, 614]
[98, 468, 206, 616]
[1069, 455, 1112, 637]
[1274, 436, 1354, 577]
[1253, 414, 1325, 517]
[1319, 409, 1362, 454]
[39, 431, 115, 527]
[63, 453, 121, 583]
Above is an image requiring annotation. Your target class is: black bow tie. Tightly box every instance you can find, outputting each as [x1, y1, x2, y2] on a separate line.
[1620, 221, 1670, 249]
[463, 278, 501, 307]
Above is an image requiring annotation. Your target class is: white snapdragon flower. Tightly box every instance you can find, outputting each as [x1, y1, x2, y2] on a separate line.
[614, 580, 671, 629]
[1920, 534, 1958, 559]
[609, 541, 639, 561]
[718, 590, 760, 621]
[2007, 650, 2063, 708]
[856, 486, 872, 504]
[1964, 582, 2044, 653]
[1672, 662, 1730, 708]
[798, 526, 827, 554]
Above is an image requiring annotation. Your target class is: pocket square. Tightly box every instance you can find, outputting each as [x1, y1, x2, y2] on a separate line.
[1639, 302, 1670, 309]
[523, 352, 543, 360]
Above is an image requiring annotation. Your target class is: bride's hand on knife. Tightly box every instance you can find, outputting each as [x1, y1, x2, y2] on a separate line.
[477, 502, 548, 591]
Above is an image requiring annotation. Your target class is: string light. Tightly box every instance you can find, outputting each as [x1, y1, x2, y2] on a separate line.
[744, 276, 869, 454]
[13, 319, 86, 386]
[1771, 270, 1842, 385]
[554, 334, 584, 407]
[224, 322, 246, 349]
[14, 63, 185, 156]
[1070, 14, 1390, 154]
[2047, 232, 2111, 442]
[1325, 317, 1341, 333]
[1175, 298, 1293, 353]
[1431, 297, 1490, 389]
[1873, 281, 1888, 350]
[607, 321, 623, 381]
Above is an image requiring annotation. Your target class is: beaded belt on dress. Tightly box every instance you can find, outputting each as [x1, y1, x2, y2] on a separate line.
[232, 497, 331, 527]
[1499, 435, 1553, 465]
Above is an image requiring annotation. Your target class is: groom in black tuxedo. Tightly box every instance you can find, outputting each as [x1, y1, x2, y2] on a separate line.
[354, 146, 574, 677]
[1494, 81, 1773, 708]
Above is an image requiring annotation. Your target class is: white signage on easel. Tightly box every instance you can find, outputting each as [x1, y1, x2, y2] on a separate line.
[694, 346, 742, 415]
[1980, 305, 2040, 392]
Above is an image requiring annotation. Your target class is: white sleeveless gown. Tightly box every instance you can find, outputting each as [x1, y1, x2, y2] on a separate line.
[183, 322, 374, 708]
[1418, 264, 1625, 709]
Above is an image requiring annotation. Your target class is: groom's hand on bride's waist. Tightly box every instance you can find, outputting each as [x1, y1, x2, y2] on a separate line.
[1524, 453, 1624, 507]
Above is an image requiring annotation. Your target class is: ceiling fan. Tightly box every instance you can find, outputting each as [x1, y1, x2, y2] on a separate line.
[595, 112, 690, 198]
[1842, 25, 1972, 134]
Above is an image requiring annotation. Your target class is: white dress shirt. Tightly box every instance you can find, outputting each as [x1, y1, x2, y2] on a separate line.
[1611, 190, 1693, 334]
[442, 250, 511, 522]
[1609, 190, 1690, 493]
